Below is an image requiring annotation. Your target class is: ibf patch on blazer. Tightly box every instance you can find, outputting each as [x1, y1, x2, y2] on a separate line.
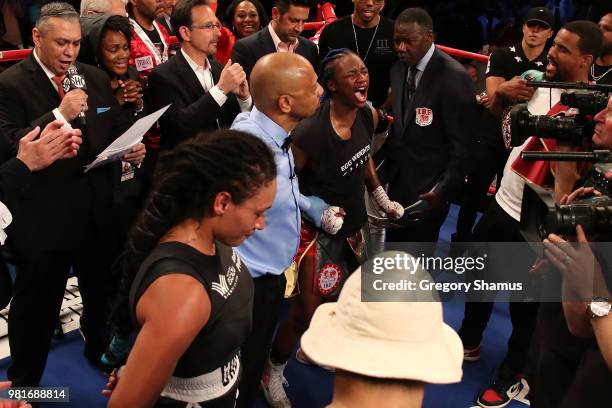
[415, 107, 433, 126]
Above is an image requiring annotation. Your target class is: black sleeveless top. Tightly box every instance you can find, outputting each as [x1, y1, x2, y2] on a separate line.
[129, 242, 253, 406]
[292, 100, 374, 238]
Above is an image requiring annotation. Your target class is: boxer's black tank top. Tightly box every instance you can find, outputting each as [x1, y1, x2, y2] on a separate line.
[129, 241, 253, 378]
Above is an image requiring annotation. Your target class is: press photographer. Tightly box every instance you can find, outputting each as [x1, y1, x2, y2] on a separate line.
[457, 21, 604, 407]
[519, 148, 612, 244]
[528, 96, 612, 408]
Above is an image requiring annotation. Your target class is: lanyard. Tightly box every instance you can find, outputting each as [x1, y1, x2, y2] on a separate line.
[130, 18, 168, 65]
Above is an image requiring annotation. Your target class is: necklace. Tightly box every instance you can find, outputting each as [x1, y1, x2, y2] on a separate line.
[591, 63, 612, 82]
[351, 14, 380, 62]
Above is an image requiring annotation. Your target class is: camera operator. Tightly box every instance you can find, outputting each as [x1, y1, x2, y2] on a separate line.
[530, 96, 612, 408]
[457, 20, 603, 408]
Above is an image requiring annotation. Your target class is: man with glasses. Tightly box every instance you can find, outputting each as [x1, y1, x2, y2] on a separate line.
[148, 0, 252, 150]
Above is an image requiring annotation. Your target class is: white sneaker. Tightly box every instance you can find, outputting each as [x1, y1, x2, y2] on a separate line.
[260, 359, 291, 408]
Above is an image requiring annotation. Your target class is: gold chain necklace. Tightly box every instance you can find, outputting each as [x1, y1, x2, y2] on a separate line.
[591, 63, 612, 82]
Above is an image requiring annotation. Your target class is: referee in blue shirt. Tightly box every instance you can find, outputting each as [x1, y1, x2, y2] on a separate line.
[231, 52, 337, 407]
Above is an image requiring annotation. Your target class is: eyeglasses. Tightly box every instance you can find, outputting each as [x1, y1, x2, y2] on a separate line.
[189, 22, 222, 31]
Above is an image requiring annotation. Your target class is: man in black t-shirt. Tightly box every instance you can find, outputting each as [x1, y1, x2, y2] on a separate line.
[485, 7, 554, 116]
[457, 7, 555, 408]
[127, 0, 170, 80]
[590, 11, 612, 84]
[453, 7, 553, 245]
[318, 0, 396, 107]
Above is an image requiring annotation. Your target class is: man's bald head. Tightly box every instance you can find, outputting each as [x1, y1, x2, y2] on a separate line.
[250, 53, 321, 117]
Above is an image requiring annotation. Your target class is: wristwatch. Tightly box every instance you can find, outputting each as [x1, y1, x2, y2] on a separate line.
[588, 296, 612, 318]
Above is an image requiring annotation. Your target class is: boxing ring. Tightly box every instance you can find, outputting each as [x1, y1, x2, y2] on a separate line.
[0, 4, 490, 358]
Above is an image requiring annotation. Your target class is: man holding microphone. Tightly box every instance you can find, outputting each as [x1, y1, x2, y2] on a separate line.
[0, 2, 144, 387]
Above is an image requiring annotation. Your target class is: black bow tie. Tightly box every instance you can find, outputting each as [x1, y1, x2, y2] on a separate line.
[281, 135, 292, 152]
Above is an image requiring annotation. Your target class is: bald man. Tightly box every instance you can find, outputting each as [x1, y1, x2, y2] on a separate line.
[231, 53, 331, 407]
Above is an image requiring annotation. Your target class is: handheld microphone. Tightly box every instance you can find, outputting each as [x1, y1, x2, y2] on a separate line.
[65, 65, 87, 126]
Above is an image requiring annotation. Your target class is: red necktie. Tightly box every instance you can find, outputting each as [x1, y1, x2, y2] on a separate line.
[52, 75, 66, 99]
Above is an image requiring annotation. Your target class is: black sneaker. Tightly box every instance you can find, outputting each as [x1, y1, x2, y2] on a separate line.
[477, 373, 523, 408]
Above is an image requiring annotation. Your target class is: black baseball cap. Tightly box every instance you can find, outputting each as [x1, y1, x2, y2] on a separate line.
[525, 7, 554, 29]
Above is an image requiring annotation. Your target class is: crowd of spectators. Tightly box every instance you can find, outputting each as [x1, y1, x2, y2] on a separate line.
[0, 0, 610, 407]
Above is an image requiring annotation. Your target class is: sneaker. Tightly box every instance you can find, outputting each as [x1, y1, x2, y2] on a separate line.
[295, 347, 335, 372]
[477, 374, 523, 408]
[463, 344, 481, 362]
[260, 359, 291, 408]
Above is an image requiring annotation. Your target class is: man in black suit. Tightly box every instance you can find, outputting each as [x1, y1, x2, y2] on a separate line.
[231, 0, 318, 81]
[149, 0, 252, 151]
[0, 2, 145, 386]
[384, 7, 476, 244]
[0, 121, 82, 310]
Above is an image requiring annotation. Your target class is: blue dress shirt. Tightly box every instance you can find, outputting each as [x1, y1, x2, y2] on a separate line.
[232, 107, 309, 278]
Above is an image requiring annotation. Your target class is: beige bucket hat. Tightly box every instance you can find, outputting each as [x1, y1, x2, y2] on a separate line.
[301, 251, 463, 384]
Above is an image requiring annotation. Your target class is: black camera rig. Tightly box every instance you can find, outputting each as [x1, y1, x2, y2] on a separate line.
[509, 81, 611, 147]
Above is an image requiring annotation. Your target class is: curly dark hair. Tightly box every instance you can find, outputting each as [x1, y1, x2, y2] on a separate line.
[111, 129, 276, 333]
[102, 15, 133, 45]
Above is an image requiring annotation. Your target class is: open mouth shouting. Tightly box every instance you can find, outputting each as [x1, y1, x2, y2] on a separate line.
[354, 85, 368, 104]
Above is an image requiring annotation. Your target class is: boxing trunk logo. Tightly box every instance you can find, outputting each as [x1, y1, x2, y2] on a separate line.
[221, 355, 240, 386]
[317, 263, 342, 296]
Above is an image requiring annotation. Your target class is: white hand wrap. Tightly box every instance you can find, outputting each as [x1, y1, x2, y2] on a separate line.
[320, 206, 344, 235]
[372, 186, 404, 220]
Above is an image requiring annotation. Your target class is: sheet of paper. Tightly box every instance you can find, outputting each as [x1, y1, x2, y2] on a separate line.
[84, 104, 170, 173]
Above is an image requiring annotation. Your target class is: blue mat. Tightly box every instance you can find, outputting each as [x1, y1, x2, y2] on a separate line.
[0, 205, 531, 407]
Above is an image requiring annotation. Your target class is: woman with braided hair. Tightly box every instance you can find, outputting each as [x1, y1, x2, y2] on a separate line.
[106, 129, 277, 408]
[260, 49, 404, 408]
